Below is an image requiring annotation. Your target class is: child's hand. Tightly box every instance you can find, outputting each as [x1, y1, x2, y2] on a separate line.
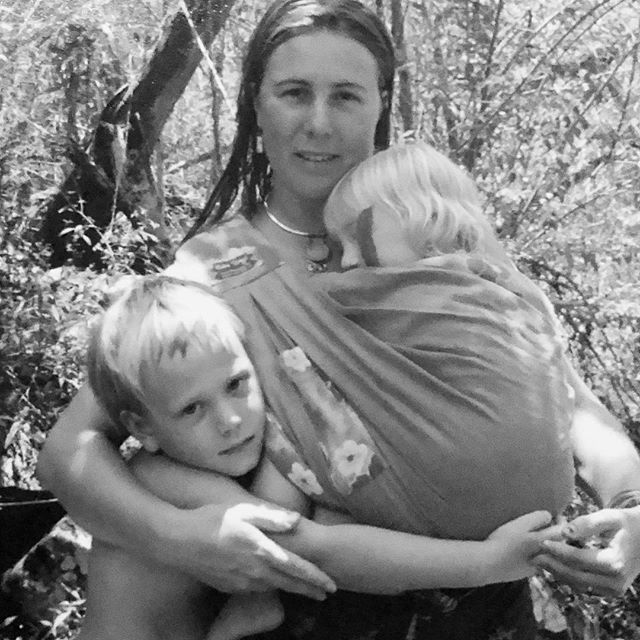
[483, 511, 563, 584]
[488, 510, 556, 541]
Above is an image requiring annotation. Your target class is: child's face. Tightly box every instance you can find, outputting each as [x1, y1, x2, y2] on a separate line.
[333, 205, 421, 270]
[139, 339, 265, 476]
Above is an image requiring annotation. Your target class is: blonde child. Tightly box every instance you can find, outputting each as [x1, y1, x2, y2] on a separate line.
[324, 141, 515, 271]
[77, 275, 557, 640]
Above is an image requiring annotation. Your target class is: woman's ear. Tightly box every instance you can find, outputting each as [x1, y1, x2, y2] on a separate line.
[119, 410, 160, 454]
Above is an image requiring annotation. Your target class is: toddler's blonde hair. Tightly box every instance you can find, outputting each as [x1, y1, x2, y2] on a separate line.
[324, 142, 498, 259]
[87, 276, 245, 428]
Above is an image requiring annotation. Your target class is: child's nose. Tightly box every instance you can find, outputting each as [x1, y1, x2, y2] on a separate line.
[215, 407, 241, 436]
[340, 243, 362, 270]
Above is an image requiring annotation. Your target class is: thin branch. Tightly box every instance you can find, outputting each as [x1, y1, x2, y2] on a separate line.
[471, 0, 626, 147]
[179, 0, 233, 113]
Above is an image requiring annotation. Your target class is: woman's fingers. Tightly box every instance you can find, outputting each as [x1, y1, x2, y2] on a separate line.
[255, 532, 337, 598]
[260, 563, 336, 599]
[538, 540, 623, 576]
[532, 537, 629, 597]
[224, 504, 337, 597]
[530, 508, 640, 597]
[532, 552, 624, 598]
[234, 502, 302, 534]
[175, 503, 335, 597]
[561, 509, 623, 544]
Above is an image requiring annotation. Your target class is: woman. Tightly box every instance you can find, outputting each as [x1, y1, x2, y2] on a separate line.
[38, 0, 640, 636]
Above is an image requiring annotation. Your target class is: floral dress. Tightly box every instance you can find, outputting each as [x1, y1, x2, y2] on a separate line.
[167, 216, 574, 639]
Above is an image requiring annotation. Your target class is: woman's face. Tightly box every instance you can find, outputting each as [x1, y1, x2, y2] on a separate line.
[256, 31, 383, 210]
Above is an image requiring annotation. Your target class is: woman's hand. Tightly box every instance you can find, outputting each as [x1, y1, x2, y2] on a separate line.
[532, 506, 640, 597]
[165, 502, 337, 599]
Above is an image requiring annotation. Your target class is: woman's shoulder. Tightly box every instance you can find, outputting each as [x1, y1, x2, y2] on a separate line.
[165, 213, 283, 289]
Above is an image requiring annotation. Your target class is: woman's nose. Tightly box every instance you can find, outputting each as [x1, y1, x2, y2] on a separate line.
[305, 99, 331, 137]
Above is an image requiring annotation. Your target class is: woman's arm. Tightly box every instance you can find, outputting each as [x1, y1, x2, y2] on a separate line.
[567, 362, 640, 506]
[36, 384, 335, 598]
[532, 359, 640, 596]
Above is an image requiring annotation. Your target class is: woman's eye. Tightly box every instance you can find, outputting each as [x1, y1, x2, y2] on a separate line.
[281, 87, 307, 101]
[181, 403, 200, 416]
[335, 91, 360, 103]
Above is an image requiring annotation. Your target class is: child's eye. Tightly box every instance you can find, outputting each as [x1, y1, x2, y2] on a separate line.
[227, 373, 249, 395]
[181, 402, 200, 416]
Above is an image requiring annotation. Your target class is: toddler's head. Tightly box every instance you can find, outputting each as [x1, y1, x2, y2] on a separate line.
[87, 276, 265, 477]
[324, 142, 497, 269]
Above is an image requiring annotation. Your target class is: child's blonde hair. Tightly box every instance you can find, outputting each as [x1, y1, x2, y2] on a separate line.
[87, 276, 245, 427]
[324, 142, 498, 258]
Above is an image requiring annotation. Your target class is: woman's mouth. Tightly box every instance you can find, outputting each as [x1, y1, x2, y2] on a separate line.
[295, 152, 339, 163]
[220, 435, 255, 456]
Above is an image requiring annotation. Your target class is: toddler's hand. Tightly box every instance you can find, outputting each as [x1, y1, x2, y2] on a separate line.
[488, 510, 557, 541]
[484, 511, 563, 584]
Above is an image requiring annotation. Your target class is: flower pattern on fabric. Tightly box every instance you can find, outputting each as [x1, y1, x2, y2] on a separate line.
[281, 346, 312, 373]
[276, 345, 386, 497]
[330, 440, 376, 494]
[264, 412, 325, 498]
[288, 462, 323, 496]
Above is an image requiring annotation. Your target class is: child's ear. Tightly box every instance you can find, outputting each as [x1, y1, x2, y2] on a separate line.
[119, 410, 160, 454]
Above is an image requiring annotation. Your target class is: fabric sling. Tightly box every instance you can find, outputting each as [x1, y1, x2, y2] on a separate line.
[168, 216, 574, 541]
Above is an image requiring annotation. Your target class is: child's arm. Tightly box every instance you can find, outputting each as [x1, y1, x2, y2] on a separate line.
[127, 450, 280, 511]
[283, 511, 555, 593]
[254, 458, 559, 593]
[132, 453, 560, 592]
[130, 453, 559, 593]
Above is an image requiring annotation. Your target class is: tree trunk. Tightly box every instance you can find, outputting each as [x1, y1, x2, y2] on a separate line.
[390, 0, 414, 134]
[40, 0, 237, 269]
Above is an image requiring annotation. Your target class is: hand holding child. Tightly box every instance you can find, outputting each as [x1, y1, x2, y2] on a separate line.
[165, 502, 336, 598]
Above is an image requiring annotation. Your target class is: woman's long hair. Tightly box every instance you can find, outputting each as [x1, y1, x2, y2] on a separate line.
[184, 0, 395, 242]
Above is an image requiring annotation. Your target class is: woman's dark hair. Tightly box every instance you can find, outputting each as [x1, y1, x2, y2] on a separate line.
[184, 0, 395, 241]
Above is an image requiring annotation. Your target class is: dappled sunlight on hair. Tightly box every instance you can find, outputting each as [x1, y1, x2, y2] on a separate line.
[324, 142, 501, 260]
[87, 277, 245, 426]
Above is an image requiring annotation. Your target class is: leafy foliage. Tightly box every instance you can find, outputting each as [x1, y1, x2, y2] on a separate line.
[1, 0, 640, 638]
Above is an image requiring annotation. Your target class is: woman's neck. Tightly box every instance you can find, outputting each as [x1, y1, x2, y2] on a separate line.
[265, 190, 327, 236]
[252, 196, 342, 275]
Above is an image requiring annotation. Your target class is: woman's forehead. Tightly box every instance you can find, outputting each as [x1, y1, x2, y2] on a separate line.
[262, 31, 379, 86]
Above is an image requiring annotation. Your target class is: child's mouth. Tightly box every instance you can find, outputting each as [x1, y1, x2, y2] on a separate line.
[220, 435, 255, 456]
